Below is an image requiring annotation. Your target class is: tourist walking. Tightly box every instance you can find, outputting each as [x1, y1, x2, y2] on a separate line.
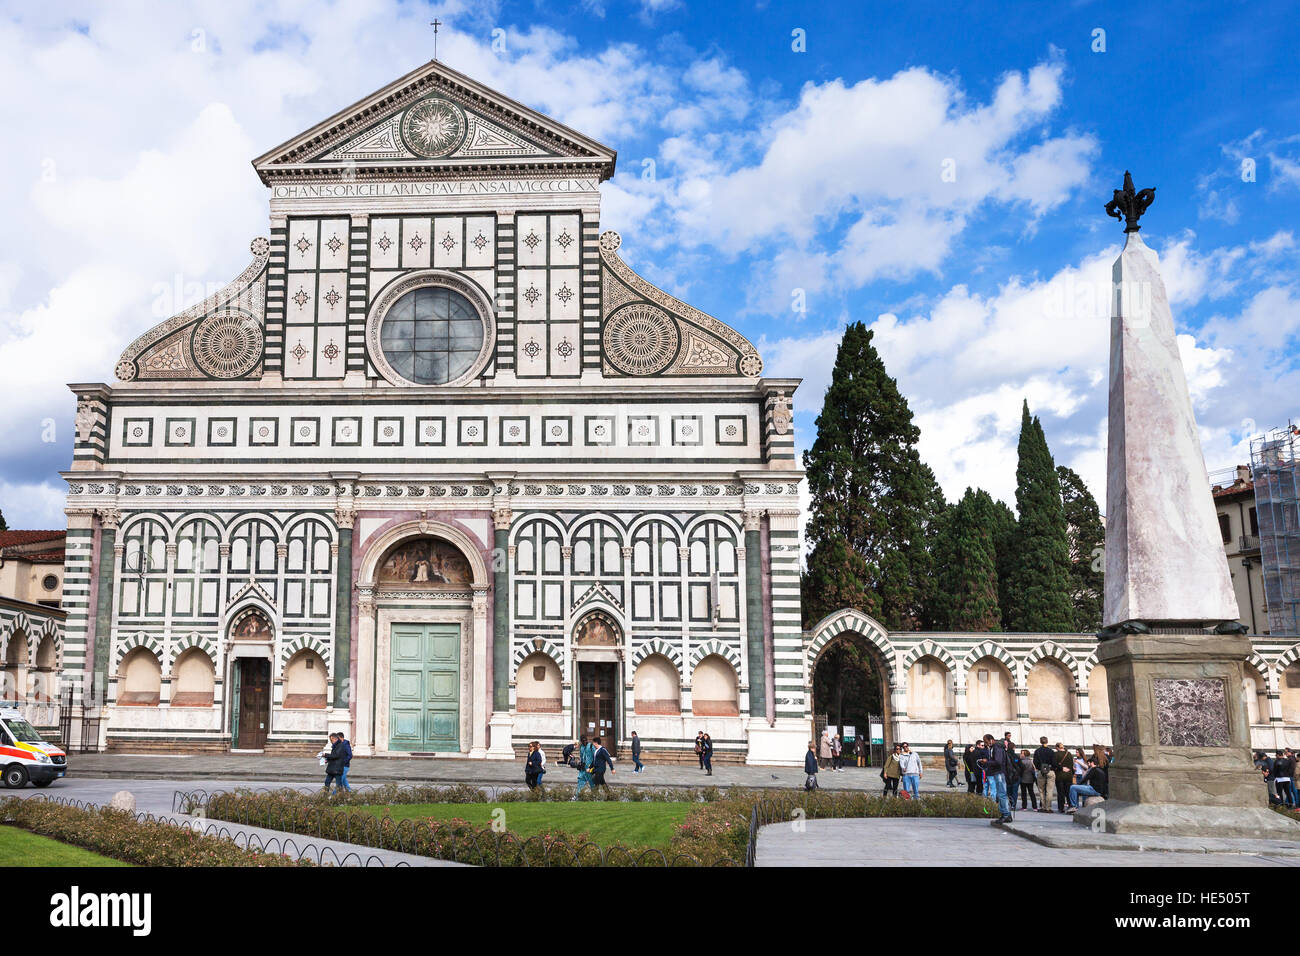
[322, 732, 347, 794]
[944, 740, 958, 788]
[1032, 737, 1056, 812]
[525, 740, 545, 789]
[631, 730, 644, 773]
[856, 735, 867, 767]
[977, 733, 1012, 823]
[701, 733, 714, 776]
[819, 729, 833, 770]
[1017, 750, 1038, 810]
[897, 742, 922, 799]
[338, 731, 353, 792]
[804, 741, 820, 791]
[831, 733, 844, 772]
[573, 737, 596, 798]
[591, 736, 616, 791]
[881, 744, 901, 796]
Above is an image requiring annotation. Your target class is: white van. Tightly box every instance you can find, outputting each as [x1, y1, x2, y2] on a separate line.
[0, 709, 66, 788]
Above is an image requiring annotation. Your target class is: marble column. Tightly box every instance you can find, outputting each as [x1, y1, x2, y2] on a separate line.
[1076, 174, 1295, 838]
[486, 507, 515, 758]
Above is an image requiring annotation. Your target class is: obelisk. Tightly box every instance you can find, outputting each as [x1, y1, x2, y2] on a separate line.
[1076, 172, 1297, 837]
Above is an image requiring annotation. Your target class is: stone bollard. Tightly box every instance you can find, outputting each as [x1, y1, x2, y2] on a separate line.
[108, 790, 136, 812]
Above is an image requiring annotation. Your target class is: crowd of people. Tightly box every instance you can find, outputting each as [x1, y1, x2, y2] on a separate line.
[518, 729, 721, 796]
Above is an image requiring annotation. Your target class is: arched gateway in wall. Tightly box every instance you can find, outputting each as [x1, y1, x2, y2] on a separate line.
[806, 609, 896, 749]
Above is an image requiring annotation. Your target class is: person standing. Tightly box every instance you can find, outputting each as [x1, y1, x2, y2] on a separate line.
[977, 733, 1012, 823]
[944, 740, 958, 788]
[831, 733, 843, 772]
[963, 743, 978, 793]
[804, 741, 820, 791]
[338, 731, 353, 792]
[1017, 750, 1038, 810]
[1053, 742, 1075, 812]
[897, 742, 922, 799]
[1005, 745, 1022, 810]
[591, 736, 616, 791]
[881, 744, 901, 796]
[972, 738, 991, 796]
[701, 733, 714, 776]
[1032, 737, 1056, 813]
[631, 731, 644, 773]
[1272, 749, 1295, 807]
[694, 731, 705, 769]
[1256, 751, 1277, 803]
[819, 729, 833, 771]
[856, 735, 867, 767]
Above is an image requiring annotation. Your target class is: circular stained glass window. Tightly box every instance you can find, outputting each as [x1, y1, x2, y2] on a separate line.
[379, 287, 485, 385]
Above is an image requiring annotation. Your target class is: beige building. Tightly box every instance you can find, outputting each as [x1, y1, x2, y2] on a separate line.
[1211, 465, 1268, 635]
[0, 531, 67, 727]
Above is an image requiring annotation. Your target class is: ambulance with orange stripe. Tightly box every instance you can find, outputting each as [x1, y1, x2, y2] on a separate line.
[0, 709, 66, 788]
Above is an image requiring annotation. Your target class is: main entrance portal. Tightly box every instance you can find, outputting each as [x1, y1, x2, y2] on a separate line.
[388, 623, 460, 752]
[578, 662, 618, 756]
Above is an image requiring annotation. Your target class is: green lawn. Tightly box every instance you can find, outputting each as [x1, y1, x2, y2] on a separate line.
[0, 825, 132, 867]
[353, 802, 693, 849]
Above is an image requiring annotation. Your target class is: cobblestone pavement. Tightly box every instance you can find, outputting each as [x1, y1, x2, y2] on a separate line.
[60, 753, 956, 792]
[754, 814, 1300, 867]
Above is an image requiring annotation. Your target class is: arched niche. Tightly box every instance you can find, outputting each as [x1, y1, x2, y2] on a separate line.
[515, 653, 562, 713]
[634, 654, 681, 715]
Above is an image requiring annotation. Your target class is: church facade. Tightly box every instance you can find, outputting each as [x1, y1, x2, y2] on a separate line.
[60, 60, 807, 761]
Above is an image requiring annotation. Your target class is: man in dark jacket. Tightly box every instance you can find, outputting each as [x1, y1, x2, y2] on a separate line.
[1053, 742, 1075, 811]
[944, 740, 958, 788]
[590, 736, 616, 790]
[338, 732, 353, 792]
[977, 733, 1012, 823]
[971, 740, 990, 796]
[1068, 757, 1107, 810]
[631, 731, 644, 773]
[804, 740, 819, 791]
[323, 733, 346, 793]
[1032, 737, 1056, 813]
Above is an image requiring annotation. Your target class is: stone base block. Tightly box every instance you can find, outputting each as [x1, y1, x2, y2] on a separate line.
[486, 711, 516, 760]
[1074, 799, 1300, 839]
[745, 717, 809, 767]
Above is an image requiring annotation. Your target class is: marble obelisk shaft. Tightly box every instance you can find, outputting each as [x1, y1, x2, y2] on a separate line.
[1103, 231, 1239, 628]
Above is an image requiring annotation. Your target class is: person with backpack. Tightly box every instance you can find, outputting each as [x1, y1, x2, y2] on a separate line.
[977, 733, 1012, 823]
[631, 731, 644, 773]
[1032, 737, 1056, 812]
[804, 740, 820, 791]
[573, 737, 596, 799]
[562, 738, 579, 770]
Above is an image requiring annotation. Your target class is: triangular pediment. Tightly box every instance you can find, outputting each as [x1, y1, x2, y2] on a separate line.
[253, 59, 616, 183]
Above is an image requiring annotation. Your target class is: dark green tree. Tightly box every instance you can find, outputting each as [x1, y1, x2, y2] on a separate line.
[990, 498, 1019, 630]
[802, 322, 946, 630]
[801, 535, 874, 628]
[0, 509, 7, 532]
[812, 640, 883, 732]
[931, 488, 1003, 631]
[1005, 401, 1075, 632]
[1057, 465, 1105, 632]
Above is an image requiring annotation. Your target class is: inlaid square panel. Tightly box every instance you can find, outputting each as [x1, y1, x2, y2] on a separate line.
[716, 415, 748, 445]
[164, 417, 196, 447]
[628, 416, 659, 446]
[332, 416, 362, 446]
[415, 416, 446, 446]
[400, 216, 432, 269]
[500, 416, 530, 446]
[207, 418, 237, 447]
[249, 418, 279, 446]
[585, 415, 615, 446]
[374, 417, 404, 446]
[458, 416, 488, 446]
[317, 219, 350, 270]
[542, 416, 572, 446]
[672, 415, 703, 446]
[122, 418, 152, 447]
[287, 220, 319, 271]
[290, 417, 320, 447]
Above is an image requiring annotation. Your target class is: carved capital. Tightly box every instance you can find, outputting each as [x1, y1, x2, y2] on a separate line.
[218, 543, 232, 558]
[164, 543, 178, 558]
[736, 545, 747, 561]
[507, 545, 517, 559]
[770, 394, 792, 435]
[75, 401, 96, 444]
[275, 543, 288, 559]
[678, 546, 690, 559]
[743, 510, 764, 532]
[561, 546, 573, 559]
[96, 507, 122, 530]
[621, 546, 633, 559]
[493, 508, 513, 531]
[356, 586, 375, 615]
[334, 505, 355, 530]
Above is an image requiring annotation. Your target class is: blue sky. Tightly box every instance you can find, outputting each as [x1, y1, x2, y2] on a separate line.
[2, 0, 1300, 529]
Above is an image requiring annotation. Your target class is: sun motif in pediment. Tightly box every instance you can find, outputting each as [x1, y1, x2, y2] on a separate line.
[400, 96, 467, 158]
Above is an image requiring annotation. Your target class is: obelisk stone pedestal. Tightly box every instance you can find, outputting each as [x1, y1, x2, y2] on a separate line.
[1075, 631, 1295, 838]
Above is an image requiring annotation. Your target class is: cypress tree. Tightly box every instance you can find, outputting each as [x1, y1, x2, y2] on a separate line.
[931, 488, 1003, 631]
[990, 498, 1019, 631]
[0, 509, 7, 532]
[1006, 401, 1075, 632]
[1057, 465, 1106, 632]
[802, 322, 945, 630]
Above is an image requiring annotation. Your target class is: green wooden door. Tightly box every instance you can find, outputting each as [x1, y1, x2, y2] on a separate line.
[389, 623, 460, 752]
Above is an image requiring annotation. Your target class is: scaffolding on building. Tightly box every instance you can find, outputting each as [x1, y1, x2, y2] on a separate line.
[1250, 425, 1300, 634]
